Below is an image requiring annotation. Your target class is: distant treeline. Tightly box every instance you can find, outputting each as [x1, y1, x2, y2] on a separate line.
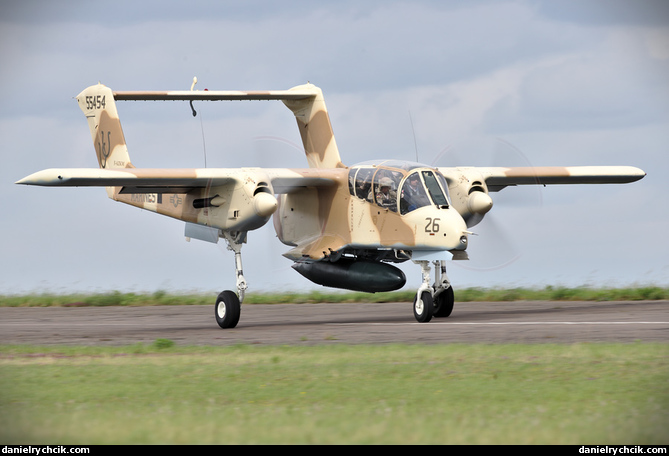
[1, 286, 668, 307]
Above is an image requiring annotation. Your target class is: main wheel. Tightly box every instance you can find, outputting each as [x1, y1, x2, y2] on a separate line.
[433, 286, 454, 318]
[215, 290, 241, 329]
[413, 290, 433, 323]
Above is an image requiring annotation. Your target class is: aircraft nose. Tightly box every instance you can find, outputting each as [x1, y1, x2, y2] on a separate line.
[441, 207, 469, 251]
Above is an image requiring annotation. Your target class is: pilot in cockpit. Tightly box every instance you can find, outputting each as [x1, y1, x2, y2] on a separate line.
[400, 172, 430, 213]
[375, 177, 397, 210]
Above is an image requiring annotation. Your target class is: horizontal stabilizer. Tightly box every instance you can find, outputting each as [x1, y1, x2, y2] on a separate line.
[113, 89, 317, 102]
[112, 82, 345, 169]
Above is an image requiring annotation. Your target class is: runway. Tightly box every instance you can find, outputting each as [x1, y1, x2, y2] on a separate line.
[1, 300, 667, 346]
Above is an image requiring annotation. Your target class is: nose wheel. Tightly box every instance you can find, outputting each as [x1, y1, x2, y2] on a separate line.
[413, 290, 433, 322]
[215, 290, 241, 329]
[412, 260, 454, 322]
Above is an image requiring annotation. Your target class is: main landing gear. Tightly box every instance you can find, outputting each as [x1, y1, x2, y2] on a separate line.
[412, 260, 455, 323]
[213, 235, 454, 328]
[214, 231, 247, 329]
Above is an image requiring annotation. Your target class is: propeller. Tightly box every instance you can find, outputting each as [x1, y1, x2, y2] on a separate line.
[432, 138, 544, 272]
[251, 135, 310, 286]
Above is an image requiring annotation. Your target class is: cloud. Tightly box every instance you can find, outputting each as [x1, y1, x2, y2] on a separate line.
[535, 0, 669, 26]
[482, 29, 669, 134]
[2, 0, 666, 294]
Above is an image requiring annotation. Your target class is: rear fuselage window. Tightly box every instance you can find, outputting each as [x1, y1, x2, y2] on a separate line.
[349, 167, 374, 201]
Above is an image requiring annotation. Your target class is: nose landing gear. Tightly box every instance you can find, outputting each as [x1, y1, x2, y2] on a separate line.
[412, 260, 455, 323]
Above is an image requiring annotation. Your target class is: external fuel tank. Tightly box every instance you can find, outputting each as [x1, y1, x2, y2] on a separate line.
[292, 259, 406, 293]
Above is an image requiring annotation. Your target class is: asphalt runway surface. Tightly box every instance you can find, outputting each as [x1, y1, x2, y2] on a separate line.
[1, 300, 667, 346]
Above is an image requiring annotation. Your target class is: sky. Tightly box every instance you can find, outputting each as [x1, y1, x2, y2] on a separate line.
[1, 0, 668, 295]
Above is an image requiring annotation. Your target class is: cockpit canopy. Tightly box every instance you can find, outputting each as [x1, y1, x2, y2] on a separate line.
[347, 160, 451, 215]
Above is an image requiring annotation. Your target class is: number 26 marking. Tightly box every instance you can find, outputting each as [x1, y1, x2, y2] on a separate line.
[424, 217, 440, 233]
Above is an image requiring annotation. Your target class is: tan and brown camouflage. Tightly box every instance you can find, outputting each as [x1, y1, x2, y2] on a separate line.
[17, 82, 646, 326]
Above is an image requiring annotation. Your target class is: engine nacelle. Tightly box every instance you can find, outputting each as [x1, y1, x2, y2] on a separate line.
[224, 187, 277, 231]
[192, 172, 278, 233]
[467, 191, 493, 217]
[254, 191, 278, 218]
[445, 169, 494, 227]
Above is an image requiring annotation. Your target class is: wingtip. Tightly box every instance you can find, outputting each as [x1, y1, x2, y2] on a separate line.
[15, 173, 41, 185]
[15, 169, 69, 186]
[631, 166, 646, 181]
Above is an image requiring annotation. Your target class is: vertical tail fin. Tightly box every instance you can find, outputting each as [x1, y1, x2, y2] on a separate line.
[282, 84, 345, 169]
[76, 83, 133, 169]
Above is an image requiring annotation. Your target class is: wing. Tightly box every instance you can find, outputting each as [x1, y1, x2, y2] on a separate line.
[16, 167, 336, 194]
[439, 166, 645, 192]
[479, 165, 646, 192]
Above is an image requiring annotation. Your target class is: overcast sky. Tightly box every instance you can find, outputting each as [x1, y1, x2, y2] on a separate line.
[1, 0, 668, 295]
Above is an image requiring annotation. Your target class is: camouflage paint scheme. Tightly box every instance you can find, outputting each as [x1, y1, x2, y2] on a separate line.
[20, 82, 645, 259]
[17, 82, 645, 325]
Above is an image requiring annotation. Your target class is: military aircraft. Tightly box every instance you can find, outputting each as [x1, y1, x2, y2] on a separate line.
[17, 82, 646, 328]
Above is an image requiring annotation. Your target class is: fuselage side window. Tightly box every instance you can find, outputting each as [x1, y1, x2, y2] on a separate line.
[371, 169, 402, 212]
[353, 167, 374, 201]
[348, 168, 357, 196]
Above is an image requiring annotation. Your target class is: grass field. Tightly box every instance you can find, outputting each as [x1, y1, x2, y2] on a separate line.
[1, 285, 668, 307]
[1, 343, 667, 444]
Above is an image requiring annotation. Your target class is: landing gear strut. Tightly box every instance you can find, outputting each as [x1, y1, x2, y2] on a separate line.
[412, 260, 454, 323]
[214, 231, 248, 329]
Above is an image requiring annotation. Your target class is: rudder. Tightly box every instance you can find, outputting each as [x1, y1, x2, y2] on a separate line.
[76, 84, 133, 170]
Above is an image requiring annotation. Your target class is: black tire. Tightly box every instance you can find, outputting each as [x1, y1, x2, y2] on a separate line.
[214, 290, 241, 329]
[413, 290, 433, 323]
[433, 286, 454, 318]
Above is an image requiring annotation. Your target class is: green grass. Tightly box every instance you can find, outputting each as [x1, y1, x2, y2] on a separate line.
[1, 286, 668, 307]
[1, 343, 667, 444]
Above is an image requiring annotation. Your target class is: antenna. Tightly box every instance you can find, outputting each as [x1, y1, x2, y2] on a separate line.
[409, 110, 419, 162]
[189, 76, 198, 117]
[190, 76, 207, 168]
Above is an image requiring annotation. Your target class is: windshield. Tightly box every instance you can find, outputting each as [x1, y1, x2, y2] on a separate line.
[400, 172, 430, 214]
[422, 171, 449, 207]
